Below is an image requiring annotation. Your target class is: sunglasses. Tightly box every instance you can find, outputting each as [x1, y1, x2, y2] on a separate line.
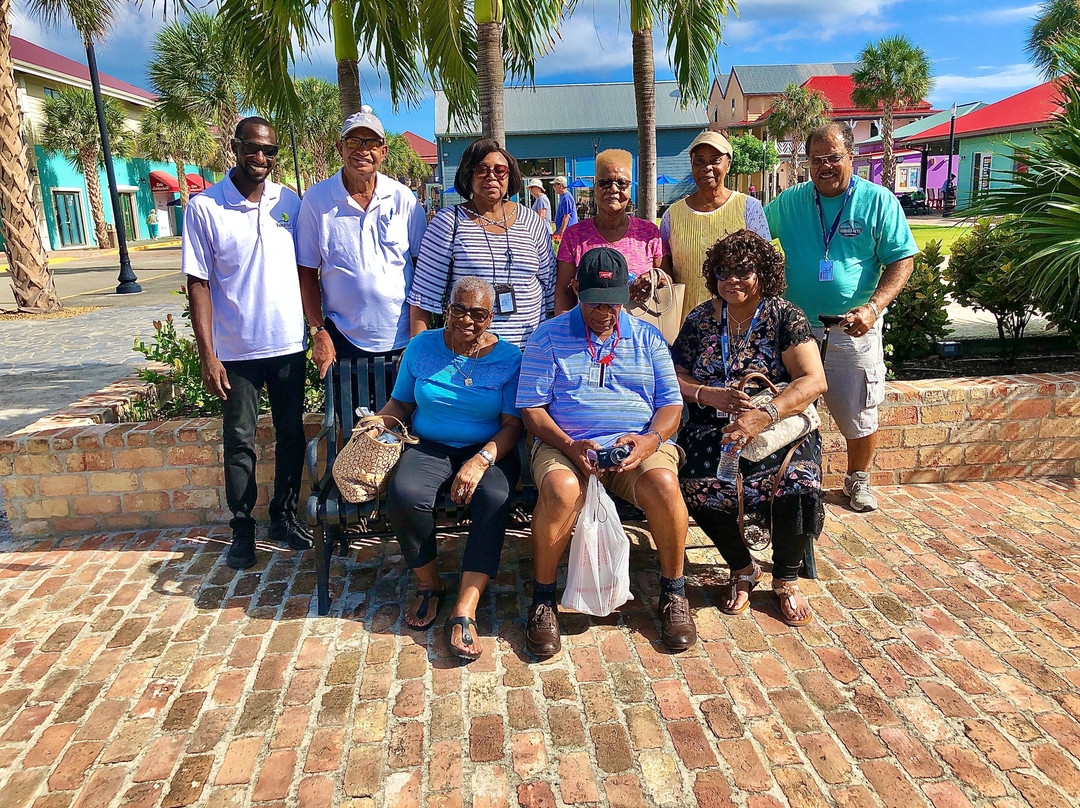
[233, 139, 279, 158]
[342, 136, 384, 152]
[581, 301, 622, 310]
[447, 303, 492, 321]
[473, 164, 510, 179]
[596, 178, 632, 191]
[714, 266, 756, 280]
[810, 153, 847, 167]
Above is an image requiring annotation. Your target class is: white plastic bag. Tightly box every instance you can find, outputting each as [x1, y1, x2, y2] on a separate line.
[561, 475, 634, 617]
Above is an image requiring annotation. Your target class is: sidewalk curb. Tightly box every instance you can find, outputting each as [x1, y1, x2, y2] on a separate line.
[0, 239, 180, 272]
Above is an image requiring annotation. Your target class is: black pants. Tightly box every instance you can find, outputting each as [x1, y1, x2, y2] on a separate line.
[221, 351, 307, 531]
[324, 318, 404, 412]
[690, 496, 821, 581]
[387, 440, 520, 578]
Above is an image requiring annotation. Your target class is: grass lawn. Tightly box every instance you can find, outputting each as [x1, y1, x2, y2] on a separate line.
[909, 223, 972, 254]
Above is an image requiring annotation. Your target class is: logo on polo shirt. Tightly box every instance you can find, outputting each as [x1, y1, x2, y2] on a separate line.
[276, 212, 292, 231]
[838, 220, 863, 238]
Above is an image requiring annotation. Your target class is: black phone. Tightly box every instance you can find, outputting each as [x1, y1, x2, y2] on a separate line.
[818, 314, 845, 327]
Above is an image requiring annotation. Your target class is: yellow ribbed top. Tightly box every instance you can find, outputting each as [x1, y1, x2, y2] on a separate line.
[667, 193, 751, 317]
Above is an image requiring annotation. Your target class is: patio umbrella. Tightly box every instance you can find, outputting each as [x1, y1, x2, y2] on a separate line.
[569, 178, 591, 188]
[656, 174, 679, 204]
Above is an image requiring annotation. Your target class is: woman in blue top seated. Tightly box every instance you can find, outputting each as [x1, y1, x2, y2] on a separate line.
[373, 276, 523, 661]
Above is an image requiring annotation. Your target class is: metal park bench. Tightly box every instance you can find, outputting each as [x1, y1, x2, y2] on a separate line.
[304, 355, 815, 617]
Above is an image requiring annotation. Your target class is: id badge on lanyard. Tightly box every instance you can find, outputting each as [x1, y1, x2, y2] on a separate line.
[816, 178, 854, 283]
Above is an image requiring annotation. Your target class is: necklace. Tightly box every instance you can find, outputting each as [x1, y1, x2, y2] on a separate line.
[729, 310, 756, 335]
[469, 202, 511, 230]
[449, 332, 485, 386]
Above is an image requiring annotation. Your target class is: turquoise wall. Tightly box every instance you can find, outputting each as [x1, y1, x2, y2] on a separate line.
[955, 130, 1041, 210]
[434, 128, 702, 208]
[34, 146, 213, 249]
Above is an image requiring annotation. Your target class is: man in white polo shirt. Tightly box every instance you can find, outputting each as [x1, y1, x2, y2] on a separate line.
[183, 116, 311, 571]
[297, 110, 427, 382]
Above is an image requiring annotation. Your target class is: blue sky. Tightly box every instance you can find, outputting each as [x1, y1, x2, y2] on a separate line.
[15, 0, 1044, 141]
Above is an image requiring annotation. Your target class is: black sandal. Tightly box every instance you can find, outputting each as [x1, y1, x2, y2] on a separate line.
[444, 616, 482, 661]
[405, 589, 443, 630]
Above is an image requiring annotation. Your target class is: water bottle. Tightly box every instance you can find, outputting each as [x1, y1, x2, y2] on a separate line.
[717, 442, 741, 483]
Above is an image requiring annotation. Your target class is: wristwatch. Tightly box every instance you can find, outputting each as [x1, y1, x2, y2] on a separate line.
[309, 324, 326, 336]
[478, 449, 496, 468]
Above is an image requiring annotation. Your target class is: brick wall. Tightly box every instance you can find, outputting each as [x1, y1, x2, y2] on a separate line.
[2, 371, 1079, 539]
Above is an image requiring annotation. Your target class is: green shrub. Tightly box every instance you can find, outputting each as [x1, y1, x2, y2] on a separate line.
[884, 239, 951, 366]
[947, 217, 1037, 360]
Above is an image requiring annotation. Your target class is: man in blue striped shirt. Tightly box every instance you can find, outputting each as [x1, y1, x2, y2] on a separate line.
[518, 247, 696, 657]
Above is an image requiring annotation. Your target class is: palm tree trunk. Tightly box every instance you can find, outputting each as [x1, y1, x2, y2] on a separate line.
[313, 148, 328, 182]
[881, 105, 895, 191]
[477, 21, 505, 144]
[218, 104, 236, 170]
[0, 0, 60, 312]
[175, 158, 190, 208]
[332, 0, 362, 117]
[789, 133, 800, 188]
[81, 151, 109, 248]
[632, 28, 656, 222]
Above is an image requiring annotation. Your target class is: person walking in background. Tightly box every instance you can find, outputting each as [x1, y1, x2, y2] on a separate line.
[552, 175, 578, 237]
[182, 116, 311, 570]
[661, 132, 770, 318]
[146, 208, 159, 239]
[527, 178, 551, 228]
[409, 138, 555, 349]
[296, 110, 427, 380]
[765, 122, 916, 512]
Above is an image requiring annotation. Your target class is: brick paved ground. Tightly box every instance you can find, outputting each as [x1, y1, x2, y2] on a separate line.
[1, 479, 1079, 808]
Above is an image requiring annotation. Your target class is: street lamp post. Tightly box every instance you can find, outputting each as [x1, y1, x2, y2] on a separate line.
[761, 138, 767, 203]
[945, 103, 957, 215]
[84, 37, 140, 295]
[592, 136, 600, 216]
[289, 126, 303, 198]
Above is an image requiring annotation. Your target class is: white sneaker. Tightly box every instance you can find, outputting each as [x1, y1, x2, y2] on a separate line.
[844, 471, 878, 512]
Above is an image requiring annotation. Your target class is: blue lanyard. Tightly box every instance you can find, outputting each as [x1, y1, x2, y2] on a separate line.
[814, 177, 855, 259]
[719, 301, 763, 386]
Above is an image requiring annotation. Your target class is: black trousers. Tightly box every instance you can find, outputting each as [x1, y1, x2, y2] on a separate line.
[387, 440, 520, 578]
[221, 351, 307, 531]
[690, 495, 821, 581]
[324, 318, 404, 413]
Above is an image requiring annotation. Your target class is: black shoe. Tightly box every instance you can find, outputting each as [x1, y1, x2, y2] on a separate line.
[269, 515, 313, 551]
[525, 602, 561, 658]
[226, 526, 257, 570]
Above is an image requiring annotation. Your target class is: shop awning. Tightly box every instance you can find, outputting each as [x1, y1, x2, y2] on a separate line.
[185, 173, 212, 192]
[148, 170, 180, 193]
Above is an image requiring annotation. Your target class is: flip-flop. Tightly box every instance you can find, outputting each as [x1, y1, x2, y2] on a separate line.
[405, 589, 443, 630]
[719, 564, 762, 616]
[774, 581, 813, 627]
[444, 616, 483, 661]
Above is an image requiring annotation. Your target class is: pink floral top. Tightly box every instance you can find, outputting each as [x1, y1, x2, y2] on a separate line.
[556, 216, 668, 280]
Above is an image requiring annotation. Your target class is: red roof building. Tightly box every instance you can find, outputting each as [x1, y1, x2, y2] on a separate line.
[800, 75, 933, 119]
[905, 81, 1063, 143]
[11, 35, 156, 104]
[402, 131, 437, 165]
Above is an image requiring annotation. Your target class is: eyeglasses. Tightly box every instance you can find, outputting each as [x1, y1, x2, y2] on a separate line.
[473, 164, 510, 180]
[596, 178, 632, 191]
[447, 303, 492, 321]
[233, 139, 280, 158]
[342, 136, 384, 152]
[810, 153, 848, 167]
[581, 301, 622, 311]
[714, 266, 756, 281]
[691, 155, 729, 169]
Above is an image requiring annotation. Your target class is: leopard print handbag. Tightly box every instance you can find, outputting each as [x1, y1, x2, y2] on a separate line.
[332, 415, 419, 504]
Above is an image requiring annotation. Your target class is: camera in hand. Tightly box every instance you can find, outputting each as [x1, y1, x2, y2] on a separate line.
[596, 445, 632, 468]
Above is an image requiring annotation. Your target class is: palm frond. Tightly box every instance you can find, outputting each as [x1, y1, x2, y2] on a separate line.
[25, 0, 124, 38]
[662, 0, 735, 107]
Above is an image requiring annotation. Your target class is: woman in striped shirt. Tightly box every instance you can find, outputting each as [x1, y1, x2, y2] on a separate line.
[409, 139, 556, 349]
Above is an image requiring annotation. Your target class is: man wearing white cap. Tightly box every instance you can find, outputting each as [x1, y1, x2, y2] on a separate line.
[297, 110, 427, 382]
[526, 178, 551, 226]
[552, 176, 577, 237]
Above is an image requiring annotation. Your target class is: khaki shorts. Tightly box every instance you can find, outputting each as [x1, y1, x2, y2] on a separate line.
[817, 317, 887, 440]
[530, 441, 682, 506]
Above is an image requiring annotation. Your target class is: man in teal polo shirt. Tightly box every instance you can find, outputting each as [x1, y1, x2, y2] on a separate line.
[766, 122, 916, 512]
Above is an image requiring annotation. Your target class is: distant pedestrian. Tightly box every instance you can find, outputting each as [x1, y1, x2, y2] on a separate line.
[182, 116, 311, 570]
[297, 110, 428, 380]
[146, 208, 159, 239]
[527, 178, 551, 227]
[765, 122, 917, 513]
[552, 175, 578, 236]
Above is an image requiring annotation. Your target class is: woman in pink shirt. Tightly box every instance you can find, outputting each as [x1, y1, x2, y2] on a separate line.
[554, 149, 670, 313]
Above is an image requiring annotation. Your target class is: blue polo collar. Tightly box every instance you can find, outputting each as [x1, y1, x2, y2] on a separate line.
[570, 305, 631, 343]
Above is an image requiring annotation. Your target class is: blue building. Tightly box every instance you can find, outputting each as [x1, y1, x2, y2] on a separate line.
[434, 81, 708, 210]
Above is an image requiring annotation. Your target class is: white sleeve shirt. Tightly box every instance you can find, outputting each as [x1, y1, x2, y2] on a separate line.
[295, 171, 428, 353]
[181, 175, 305, 362]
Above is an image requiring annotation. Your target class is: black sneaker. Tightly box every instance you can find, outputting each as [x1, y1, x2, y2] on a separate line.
[226, 526, 257, 570]
[269, 515, 313, 551]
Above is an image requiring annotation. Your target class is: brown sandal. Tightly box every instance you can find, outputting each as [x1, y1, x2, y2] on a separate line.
[774, 581, 813, 626]
[720, 564, 762, 615]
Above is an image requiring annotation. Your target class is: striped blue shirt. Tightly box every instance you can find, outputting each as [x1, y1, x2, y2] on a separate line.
[517, 308, 683, 447]
[408, 204, 556, 348]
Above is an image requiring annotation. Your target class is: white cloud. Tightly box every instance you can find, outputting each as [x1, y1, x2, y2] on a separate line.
[933, 63, 1041, 94]
[941, 4, 1039, 24]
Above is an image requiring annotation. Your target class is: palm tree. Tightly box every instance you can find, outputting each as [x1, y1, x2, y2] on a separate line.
[765, 84, 832, 187]
[0, 0, 58, 311]
[41, 89, 134, 248]
[138, 106, 215, 209]
[629, 0, 733, 222]
[1027, 0, 1080, 77]
[275, 78, 341, 184]
[384, 132, 432, 187]
[852, 35, 934, 192]
[147, 11, 247, 171]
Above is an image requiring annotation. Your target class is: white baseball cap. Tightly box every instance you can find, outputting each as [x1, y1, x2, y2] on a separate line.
[552, 175, 568, 186]
[526, 178, 544, 189]
[341, 111, 385, 139]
